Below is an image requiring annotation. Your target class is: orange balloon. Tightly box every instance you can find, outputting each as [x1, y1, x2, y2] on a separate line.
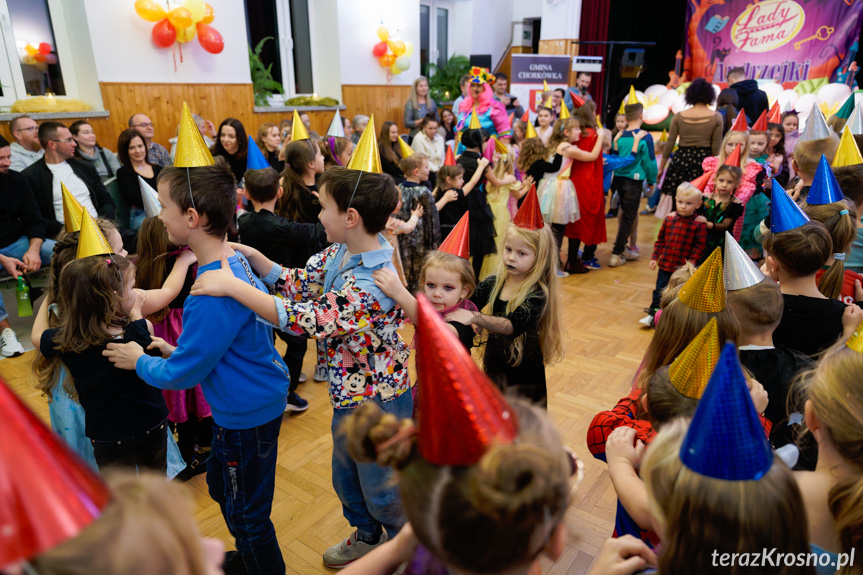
[388, 40, 405, 56]
[168, 6, 193, 29]
[134, 0, 167, 22]
[201, 3, 215, 24]
[379, 54, 396, 68]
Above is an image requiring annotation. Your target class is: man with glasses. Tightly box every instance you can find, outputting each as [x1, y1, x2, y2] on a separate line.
[9, 115, 44, 172]
[129, 113, 172, 168]
[22, 122, 114, 237]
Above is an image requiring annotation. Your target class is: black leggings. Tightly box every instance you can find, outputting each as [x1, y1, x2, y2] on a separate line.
[568, 238, 596, 264]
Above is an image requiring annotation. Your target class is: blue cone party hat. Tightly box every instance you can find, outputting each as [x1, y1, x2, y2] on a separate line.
[246, 136, 270, 171]
[680, 342, 774, 481]
[807, 154, 844, 205]
[139, 176, 161, 218]
[770, 178, 810, 233]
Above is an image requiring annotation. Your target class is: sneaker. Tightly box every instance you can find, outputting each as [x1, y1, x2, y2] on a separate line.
[284, 392, 309, 412]
[583, 258, 601, 270]
[557, 269, 570, 278]
[298, 373, 307, 383]
[640, 207, 656, 215]
[623, 247, 640, 261]
[0, 328, 24, 358]
[638, 315, 655, 328]
[324, 530, 389, 568]
[564, 260, 589, 274]
[605, 209, 618, 219]
[608, 254, 626, 267]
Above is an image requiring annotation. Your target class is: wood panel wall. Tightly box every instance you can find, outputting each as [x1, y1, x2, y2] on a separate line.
[539, 39, 579, 85]
[341, 85, 412, 134]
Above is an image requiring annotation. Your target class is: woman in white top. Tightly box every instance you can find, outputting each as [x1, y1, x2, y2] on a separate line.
[410, 113, 445, 186]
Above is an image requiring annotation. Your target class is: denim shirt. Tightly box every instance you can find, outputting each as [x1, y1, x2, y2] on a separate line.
[265, 234, 411, 409]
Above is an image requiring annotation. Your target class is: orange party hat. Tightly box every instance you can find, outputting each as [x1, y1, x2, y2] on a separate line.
[668, 318, 721, 398]
[415, 294, 518, 466]
[508, 112, 515, 127]
[61, 182, 84, 233]
[512, 184, 544, 230]
[768, 102, 781, 124]
[521, 109, 529, 123]
[444, 145, 456, 166]
[438, 212, 470, 259]
[569, 91, 585, 109]
[76, 210, 113, 259]
[724, 143, 742, 167]
[729, 109, 749, 132]
[751, 110, 768, 132]
[691, 170, 713, 192]
[679, 247, 725, 312]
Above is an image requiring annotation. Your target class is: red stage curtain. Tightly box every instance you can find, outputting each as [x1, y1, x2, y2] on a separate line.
[579, 0, 610, 111]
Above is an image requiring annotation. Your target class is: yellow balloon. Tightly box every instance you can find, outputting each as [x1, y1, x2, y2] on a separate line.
[403, 41, 414, 57]
[388, 40, 405, 56]
[168, 7, 194, 29]
[183, 0, 205, 23]
[202, 3, 215, 24]
[377, 26, 389, 42]
[25, 44, 37, 56]
[176, 23, 197, 43]
[135, 0, 167, 22]
[391, 65, 403, 76]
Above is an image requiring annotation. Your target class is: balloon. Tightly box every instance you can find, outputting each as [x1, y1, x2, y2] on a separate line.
[196, 23, 223, 54]
[403, 41, 414, 57]
[795, 93, 817, 116]
[135, 0, 168, 22]
[168, 7, 193, 29]
[372, 41, 388, 58]
[379, 54, 396, 68]
[377, 26, 389, 42]
[176, 23, 196, 44]
[33, 53, 46, 63]
[38, 42, 51, 54]
[391, 65, 403, 76]
[388, 40, 405, 56]
[644, 84, 667, 99]
[24, 44, 37, 56]
[183, 0, 205, 23]
[44, 53, 57, 65]
[21, 54, 36, 66]
[634, 90, 645, 104]
[816, 82, 851, 108]
[778, 89, 799, 111]
[202, 3, 215, 24]
[658, 89, 678, 109]
[395, 55, 410, 71]
[152, 18, 176, 48]
[671, 93, 691, 114]
[643, 103, 670, 124]
[760, 81, 784, 104]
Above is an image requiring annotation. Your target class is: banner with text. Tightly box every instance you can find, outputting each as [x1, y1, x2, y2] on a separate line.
[684, 0, 862, 89]
[510, 54, 571, 121]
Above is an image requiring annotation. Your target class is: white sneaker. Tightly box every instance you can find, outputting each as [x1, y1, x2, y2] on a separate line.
[608, 254, 626, 267]
[623, 247, 640, 261]
[0, 328, 24, 358]
[638, 315, 655, 328]
[323, 530, 389, 568]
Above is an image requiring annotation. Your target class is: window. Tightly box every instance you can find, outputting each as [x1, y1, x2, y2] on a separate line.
[420, 1, 451, 76]
[245, 0, 314, 97]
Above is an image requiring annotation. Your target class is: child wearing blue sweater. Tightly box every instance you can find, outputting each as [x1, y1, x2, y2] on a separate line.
[105, 158, 291, 575]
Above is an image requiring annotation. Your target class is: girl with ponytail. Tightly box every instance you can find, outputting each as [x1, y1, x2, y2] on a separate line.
[805, 200, 862, 304]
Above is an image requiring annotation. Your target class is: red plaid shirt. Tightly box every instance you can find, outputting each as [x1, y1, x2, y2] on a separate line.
[651, 213, 707, 272]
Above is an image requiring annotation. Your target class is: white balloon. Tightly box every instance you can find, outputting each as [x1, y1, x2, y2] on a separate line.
[659, 89, 678, 109]
[712, 84, 722, 98]
[795, 93, 817, 116]
[759, 81, 784, 104]
[777, 89, 799, 111]
[644, 84, 667, 99]
[644, 103, 670, 125]
[816, 82, 851, 107]
[634, 90, 646, 105]
[671, 93, 691, 114]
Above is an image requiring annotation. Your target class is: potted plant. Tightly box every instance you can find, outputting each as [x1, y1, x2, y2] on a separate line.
[249, 37, 284, 106]
[426, 54, 470, 104]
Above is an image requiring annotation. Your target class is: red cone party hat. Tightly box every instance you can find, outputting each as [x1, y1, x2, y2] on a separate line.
[444, 145, 456, 167]
[691, 170, 713, 192]
[438, 212, 470, 259]
[415, 295, 518, 466]
[751, 110, 768, 132]
[0, 377, 111, 566]
[730, 109, 749, 132]
[521, 109, 530, 123]
[569, 91, 585, 109]
[508, 112, 515, 128]
[512, 184, 545, 230]
[768, 102, 781, 124]
[724, 144, 742, 167]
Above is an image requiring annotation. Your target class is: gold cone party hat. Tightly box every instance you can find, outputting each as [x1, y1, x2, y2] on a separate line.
[492, 136, 508, 155]
[668, 318, 720, 399]
[346, 114, 382, 173]
[174, 102, 215, 168]
[525, 120, 538, 140]
[847, 324, 863, 354]
[543, 79, 550, 92]
[627, 85, 638, 105]
[596, 114, 604, 129]
[832, 126, 863, 167]
[76, 210, 113, 259]
[659, 129, 668, 143]
[559, 103, 570, 120]
[397, 135, 414, 158]
[290, 109, 310, 141]
[468, 108, 482, 130]
[679, 247, 725, 313]
[61, 182, 84, 233]
[618, 98, 626, 115]
[541, 95, 553, 110]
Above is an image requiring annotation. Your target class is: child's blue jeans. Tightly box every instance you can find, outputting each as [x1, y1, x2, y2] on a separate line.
[331, 391, 413, 540]
[207, 415, 285, 575]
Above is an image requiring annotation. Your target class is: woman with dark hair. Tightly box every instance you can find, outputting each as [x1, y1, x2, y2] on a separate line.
[716, 88, 739, 134]
[116, 128, 161, 230]
[658, 78, 724, 204]
[439, 108, 457, 144]
[210, 118, 248, 184]
[377, 120, 405, 182]
[70, 120, 121, 183]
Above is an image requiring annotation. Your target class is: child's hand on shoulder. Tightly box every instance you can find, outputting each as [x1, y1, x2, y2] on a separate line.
[632, 130, 646, 143]
[842, 303, 863, 337]
[445, 308, 475, 326]
[147, 336, 176, 358]
[190, 254, 238, 298]
[477, 157, 491, 170]
[747, 377, 768, 414]
[605, 427, 646, 470]
[411, 203, 425, 218]
[228, 242, 261, 261]
[556, 141, 571, 153]
[442, 189, 459, 205]
[103, 341, 146, 370]
[373, 268, 409, 300]
[176, 248, 197, 267]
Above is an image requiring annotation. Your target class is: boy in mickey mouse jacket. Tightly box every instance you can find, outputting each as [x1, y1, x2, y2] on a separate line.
[191, 166, 411, 568]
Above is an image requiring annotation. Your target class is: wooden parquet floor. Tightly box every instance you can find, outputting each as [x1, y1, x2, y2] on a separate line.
[0, 206, 662, 574]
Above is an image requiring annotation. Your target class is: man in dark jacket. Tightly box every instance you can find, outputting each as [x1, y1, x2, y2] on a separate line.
[0, 136, 55, 357]
[23, 121, 114, 238]
[728, 67, 769, 124]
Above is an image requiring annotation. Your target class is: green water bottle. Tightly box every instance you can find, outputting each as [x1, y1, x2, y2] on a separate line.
[16, 276, 32, 317]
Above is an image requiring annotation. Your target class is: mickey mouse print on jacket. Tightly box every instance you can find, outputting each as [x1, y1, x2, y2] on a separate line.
[269, 234, 411, 409]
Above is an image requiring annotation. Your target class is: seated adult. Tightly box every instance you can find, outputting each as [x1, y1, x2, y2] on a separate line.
[70, 120, 121, 183]
[9, 114, 43, 172]
[404, 76, 439, 138]
[378, 120, 405, 182]
[257, 122, 285, 172]
[0, 136, 55, 358]
[350, 115, 369, 145]
[210, 118, 248, 184]
[128, 113, 172, 168]
[168, 113, 215, 162]
[23, 121, 114, 238]
[410, 113, 445, 184]
[116, 128, 162, 230]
